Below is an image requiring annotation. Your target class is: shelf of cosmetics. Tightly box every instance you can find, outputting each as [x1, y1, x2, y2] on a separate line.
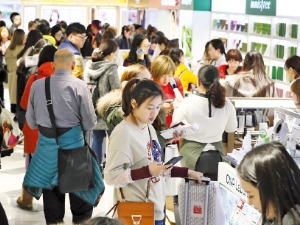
[211, 35, 298, 60]
[228, 106, 300, 167]
[212, 18, 298, 39]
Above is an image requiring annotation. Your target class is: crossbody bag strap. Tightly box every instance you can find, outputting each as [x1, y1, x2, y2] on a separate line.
[119, 126, 153, 202]
[45, 77, 58, 144]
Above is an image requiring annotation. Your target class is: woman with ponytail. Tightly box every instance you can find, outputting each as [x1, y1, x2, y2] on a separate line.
[171, 65, 237, 180]
[285, 55, 300, 82]
[84, 39, 120, 164]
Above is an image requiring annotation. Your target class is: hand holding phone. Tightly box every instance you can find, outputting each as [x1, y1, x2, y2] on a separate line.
[136, 48, 143, 55]
[164, 156, 183, 169]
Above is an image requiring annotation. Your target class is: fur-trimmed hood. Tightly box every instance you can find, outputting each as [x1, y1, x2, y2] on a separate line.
[96, 89, 122, 118]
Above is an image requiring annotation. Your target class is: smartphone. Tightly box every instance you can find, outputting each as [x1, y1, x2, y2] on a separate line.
[164, 156, 183, 169]
[136, 48, 143, 55]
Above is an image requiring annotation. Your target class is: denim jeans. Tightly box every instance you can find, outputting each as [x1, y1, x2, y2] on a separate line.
[92, 130, 110, 164]
[155, 219, 164, 225]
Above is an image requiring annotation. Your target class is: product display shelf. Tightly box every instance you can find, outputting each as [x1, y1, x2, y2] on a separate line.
[211, 13, 300, 82]
[273, 107, 300, 167]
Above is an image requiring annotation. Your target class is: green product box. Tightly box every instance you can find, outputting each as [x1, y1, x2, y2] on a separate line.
[261, 44, 268, 55]
[272, 66, 277, 80]
[277, 67, 284, 81]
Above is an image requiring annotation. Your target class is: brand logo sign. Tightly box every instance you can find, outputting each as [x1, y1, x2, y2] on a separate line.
[218, 162, 248, 201]
[246, 0, 276, 16]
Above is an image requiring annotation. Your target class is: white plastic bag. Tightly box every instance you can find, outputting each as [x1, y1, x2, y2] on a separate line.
[165, 144, 182, 196]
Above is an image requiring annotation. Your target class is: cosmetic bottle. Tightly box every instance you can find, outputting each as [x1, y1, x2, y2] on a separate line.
[286, 134, 296, 156]
[238, 109, 245, 132]
[242, 131, 252, 152]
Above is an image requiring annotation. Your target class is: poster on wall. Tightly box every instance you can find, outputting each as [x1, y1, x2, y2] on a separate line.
[0, 4, 21, 29]
[170, 10, 180, 39]
[23, 6, 36, 33]
[97, 8, 117, 26]
[128, 9, 138, 24]
[179, 10, 192, 59]
[41, 6, 86, 28]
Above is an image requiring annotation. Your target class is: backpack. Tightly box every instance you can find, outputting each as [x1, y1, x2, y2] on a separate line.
[88, 78, 100, 115]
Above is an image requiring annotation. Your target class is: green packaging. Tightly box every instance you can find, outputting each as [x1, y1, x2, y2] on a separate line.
[272, 66, 277, 79]
[277, 67, 284, 81]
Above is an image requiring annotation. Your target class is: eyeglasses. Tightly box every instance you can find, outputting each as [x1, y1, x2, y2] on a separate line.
[74, 34, 86, 41]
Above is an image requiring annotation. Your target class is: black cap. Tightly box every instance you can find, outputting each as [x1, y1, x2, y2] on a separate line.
[91, 20, 102, 30]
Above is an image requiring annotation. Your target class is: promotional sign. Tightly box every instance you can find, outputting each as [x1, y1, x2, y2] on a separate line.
[41, 6, 86, 26]
[218, 162, 248, 201]
[98, 8, 117, 26]
[0, 3, 21, 28]
[246, 0, 276, 16]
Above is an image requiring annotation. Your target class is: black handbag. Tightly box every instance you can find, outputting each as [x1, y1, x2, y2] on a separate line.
[45, 77, 95, 193]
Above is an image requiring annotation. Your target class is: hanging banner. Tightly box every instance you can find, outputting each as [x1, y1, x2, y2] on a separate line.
[245, 0, 276, 16]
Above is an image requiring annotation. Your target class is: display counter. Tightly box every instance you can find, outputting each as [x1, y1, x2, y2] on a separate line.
[226, 97, 296, 153]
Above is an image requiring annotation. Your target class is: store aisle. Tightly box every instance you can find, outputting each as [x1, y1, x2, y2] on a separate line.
[0, 88, 115, 225]
[0, 143, 115, 225]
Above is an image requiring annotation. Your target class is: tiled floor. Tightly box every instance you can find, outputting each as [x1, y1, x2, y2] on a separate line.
[0, 142, 115, 225]
[0, 88, 115, 225]
[0, 88, 175, 225]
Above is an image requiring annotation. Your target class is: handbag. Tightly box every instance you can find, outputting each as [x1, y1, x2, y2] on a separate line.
[107, 180, 154, 225]
[1, 107, 20, 157]
[45, 77, 95, 193]
[106, 127, 155, 224]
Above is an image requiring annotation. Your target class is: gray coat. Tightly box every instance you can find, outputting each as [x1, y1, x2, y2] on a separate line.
[84, 59, 120, 130]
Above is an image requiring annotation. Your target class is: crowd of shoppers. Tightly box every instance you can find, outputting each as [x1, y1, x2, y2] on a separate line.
[2, 10, 300, 225]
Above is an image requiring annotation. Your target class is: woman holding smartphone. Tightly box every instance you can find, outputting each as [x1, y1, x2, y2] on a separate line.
[123, 34, 151, 69]
[104, 79, 203, 225]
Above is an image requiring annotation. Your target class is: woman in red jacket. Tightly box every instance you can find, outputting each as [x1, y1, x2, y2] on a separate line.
[218, 49, 242, 79]
[16, 45, 57, 210]
[151, 55, 184, 128]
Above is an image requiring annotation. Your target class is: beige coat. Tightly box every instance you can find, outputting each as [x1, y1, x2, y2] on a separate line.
[5, 45, 23, 104]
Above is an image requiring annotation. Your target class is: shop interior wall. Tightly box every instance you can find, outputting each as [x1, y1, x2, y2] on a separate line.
[2, 2, 210, 69]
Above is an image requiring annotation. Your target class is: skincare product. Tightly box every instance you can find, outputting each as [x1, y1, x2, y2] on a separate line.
[238, 109, 245, 132]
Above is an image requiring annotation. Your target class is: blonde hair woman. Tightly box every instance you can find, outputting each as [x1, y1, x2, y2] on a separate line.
[151, 55, 184, 128]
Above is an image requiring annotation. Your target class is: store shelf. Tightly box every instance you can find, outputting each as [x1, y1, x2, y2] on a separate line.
[211, 13, 300, 82]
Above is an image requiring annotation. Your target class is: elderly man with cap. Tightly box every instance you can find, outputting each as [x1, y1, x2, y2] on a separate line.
[91, 19, 102, 49]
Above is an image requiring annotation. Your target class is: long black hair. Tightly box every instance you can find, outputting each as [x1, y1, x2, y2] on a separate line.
[198, 65, 225, 108]
[237, 142, 300, 224]
[235, 50, 274, 97]
[122, 78, 164, 117]
[127, 34, 150, 67]
[209, 39, 226, 55]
